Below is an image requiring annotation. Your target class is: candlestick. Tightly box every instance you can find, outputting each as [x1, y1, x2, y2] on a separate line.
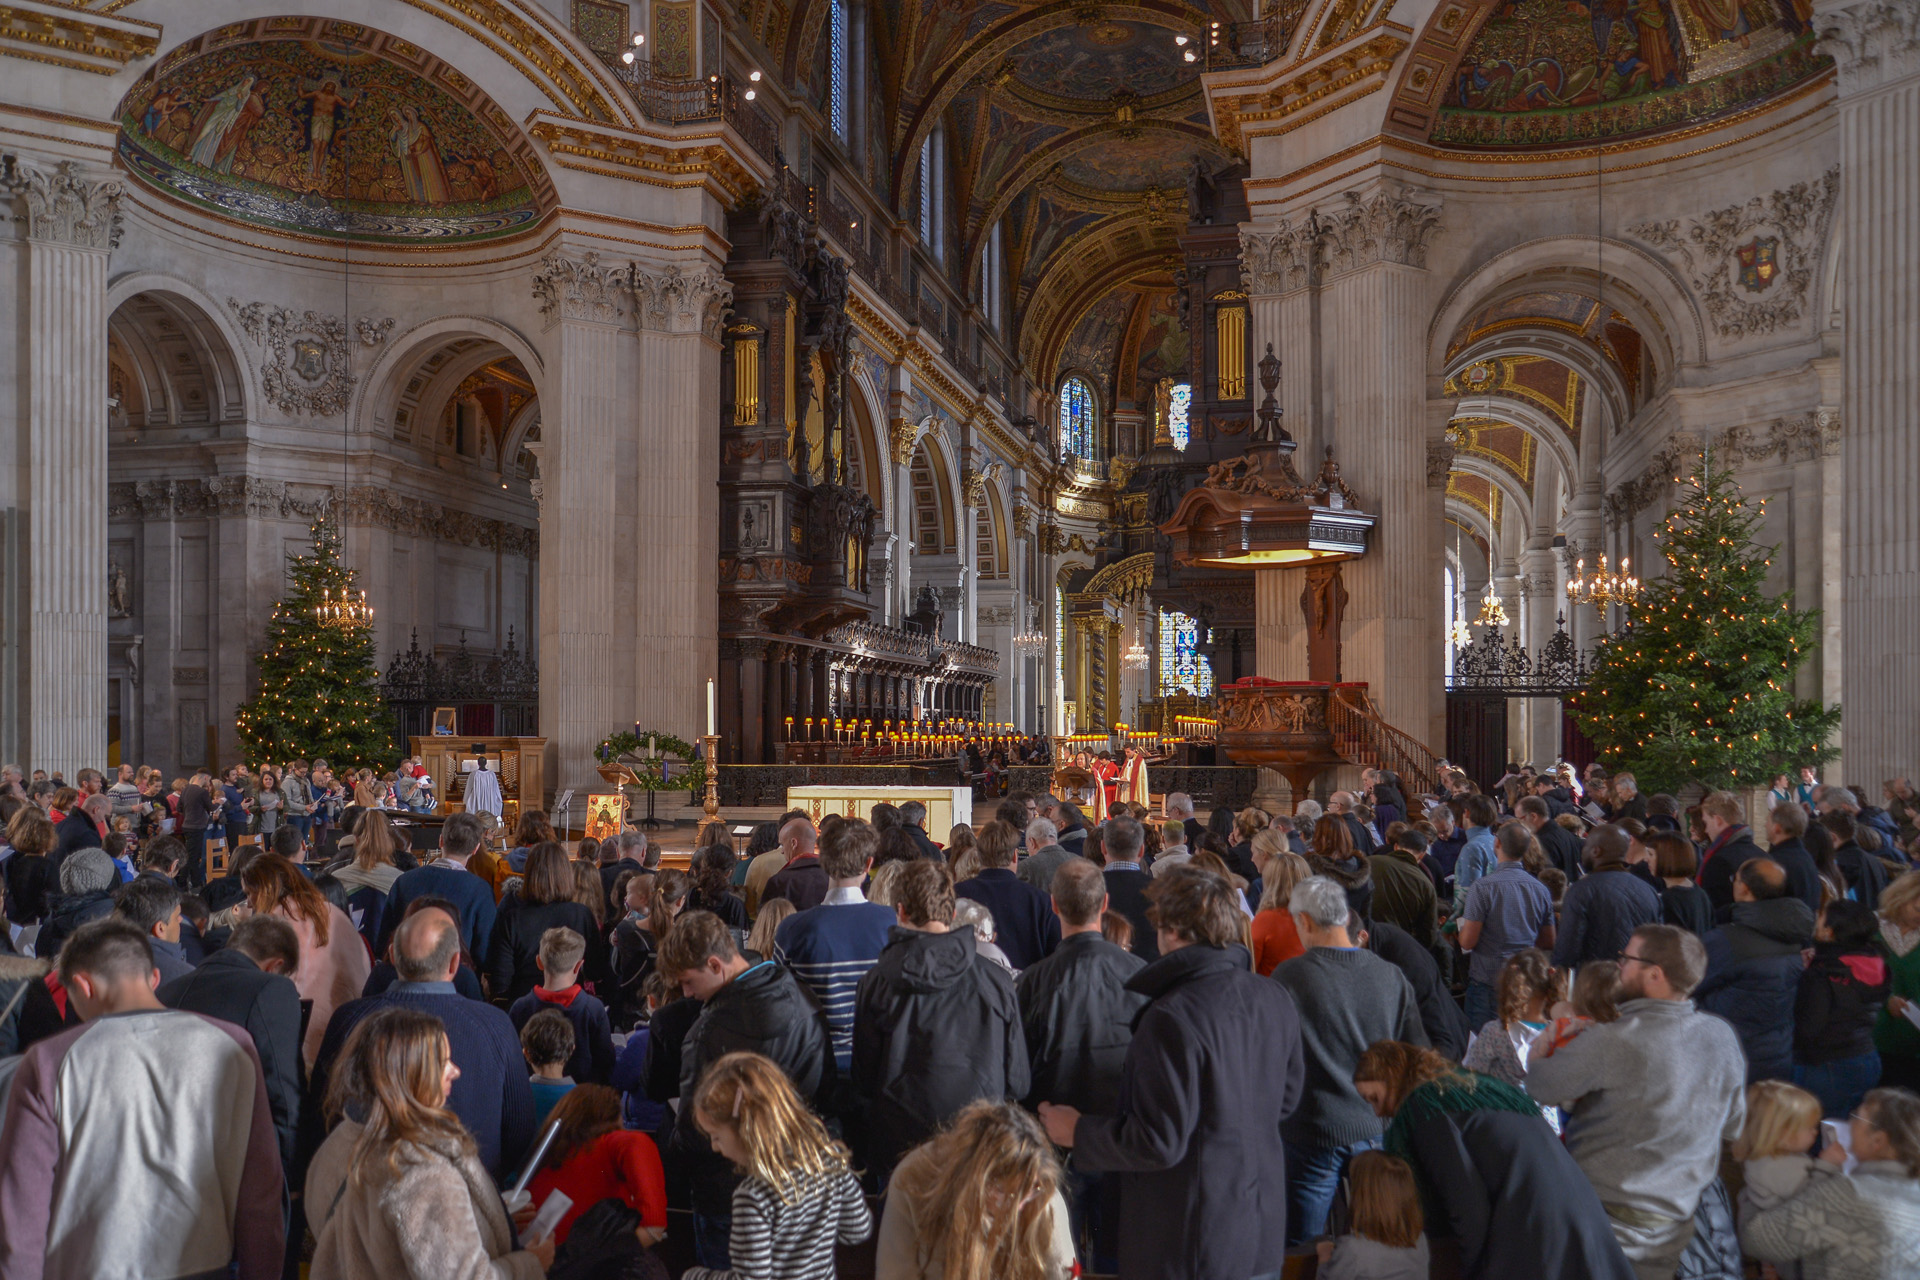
[695, 732, 722, 841]
[706, 678, 717, 737]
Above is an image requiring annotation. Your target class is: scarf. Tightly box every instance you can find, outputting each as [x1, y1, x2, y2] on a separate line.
[1384, 1069, 1545, 1165]
[1880, 918, 1920, 959]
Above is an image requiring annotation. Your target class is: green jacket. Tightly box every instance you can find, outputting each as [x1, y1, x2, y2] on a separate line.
[1872, 922, 1920, 1060]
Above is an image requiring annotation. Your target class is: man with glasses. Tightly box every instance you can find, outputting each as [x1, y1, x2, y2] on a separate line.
[1527, 924, 1747, 1280]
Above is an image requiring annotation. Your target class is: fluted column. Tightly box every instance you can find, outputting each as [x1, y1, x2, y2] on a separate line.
[1319, 187, 1445, 746]
[1818, 0, 1920, 783]
[1239, 221, 1316, 453]
[632, 263, 732, 740]
[12, 161, 121, 777]
[532, 251, 632, 798]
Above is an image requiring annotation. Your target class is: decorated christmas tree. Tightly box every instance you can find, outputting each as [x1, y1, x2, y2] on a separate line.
[1567, 453, 1837, 795]
[235, 519, 395, 769]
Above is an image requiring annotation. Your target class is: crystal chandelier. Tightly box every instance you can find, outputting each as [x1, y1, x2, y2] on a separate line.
[1013, 606, 1046, 657]
[315, 587, 374, 628]
[1448, 609, 1473, 650]
[1122, 626, 1151, 671]
[1566, 554, 1640, 609]
[1472, 579, 1510, 629]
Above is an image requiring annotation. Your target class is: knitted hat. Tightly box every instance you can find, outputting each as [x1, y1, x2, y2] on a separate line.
[60, 847, 116, 895]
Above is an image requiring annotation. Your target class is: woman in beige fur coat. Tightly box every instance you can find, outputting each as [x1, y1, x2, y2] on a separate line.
[306, 1006, 552, 1279]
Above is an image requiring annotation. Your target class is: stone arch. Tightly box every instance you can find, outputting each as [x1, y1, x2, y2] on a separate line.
[844, 371, 889, 510]
[1430, 237, 1707, 377]
[104, 275, 251, 430]
[1447, 396, 1581, 488]
[1448, 455, 1536, 539]
[976, 475, 1010, 581]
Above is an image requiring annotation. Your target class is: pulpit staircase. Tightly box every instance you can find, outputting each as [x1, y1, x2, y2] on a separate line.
[1327, 685, 1445, 798]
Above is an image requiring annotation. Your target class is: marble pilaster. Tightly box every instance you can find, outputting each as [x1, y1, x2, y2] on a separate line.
[14, 160, 119, 777]
[1818, 0, 1920, 782]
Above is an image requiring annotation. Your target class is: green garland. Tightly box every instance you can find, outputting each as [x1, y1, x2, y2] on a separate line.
[594, 729, 707, 792]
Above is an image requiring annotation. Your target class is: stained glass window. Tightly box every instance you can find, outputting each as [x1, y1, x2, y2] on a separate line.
[828, 0, 848, 139]
[1061, 376, 1096, 461]
[1168, 381, 1191, 450]
[1158, 610, 1214, 696]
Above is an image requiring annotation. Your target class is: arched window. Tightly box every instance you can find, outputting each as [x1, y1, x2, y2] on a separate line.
[1168, 381, 1191, 450]
[828, 0, 849, 140]
[1061, 376, 1096, 462]
[1158, 610, 1214, 696]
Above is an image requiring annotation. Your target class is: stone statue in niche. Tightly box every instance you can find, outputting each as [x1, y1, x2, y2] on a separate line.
[108, 561, 132, 617]
[1187, 158, 1216, 224]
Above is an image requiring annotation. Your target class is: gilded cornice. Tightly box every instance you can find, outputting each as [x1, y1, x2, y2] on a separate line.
[1208, 25, 1411, 153]
[391, 0, 628, 124]
[526, 113, 766, 206]
[0, 0, 159, 75]
[999, 76, 1202, 127]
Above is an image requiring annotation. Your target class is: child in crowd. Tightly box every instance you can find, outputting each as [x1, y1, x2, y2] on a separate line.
[609, 970, 675, 1137]
[509, 926, 615, 1085]
[522, 1007, 577, 1125]
[748, 897, 794, 959]
[102, 832, 136, 883]
[1464, 948, 1565, 1088]
[1315, 1150, 1429, 1280]
[525, 1084, 669, 1251]
[1101, 909, 1134, 951]
[1733, 1079, 1829, 1279]
[683, 1051, 871, 1280]
[1794, 899, 1892, 1118]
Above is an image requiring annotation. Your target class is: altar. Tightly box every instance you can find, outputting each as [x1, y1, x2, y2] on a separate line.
[785, 785, 973, 835]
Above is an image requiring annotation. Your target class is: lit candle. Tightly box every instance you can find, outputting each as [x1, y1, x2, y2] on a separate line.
[707, 677, 716, 737]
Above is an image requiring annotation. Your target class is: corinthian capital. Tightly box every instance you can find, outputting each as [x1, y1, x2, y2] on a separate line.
[631, 264, 735, 339]
[5, 159, 122, 251]
[1321, 188, 1443, 275]
[1239, 221, 1316, 296]
[531, 250, 625, 325]
[1814, 0, 1920, 91]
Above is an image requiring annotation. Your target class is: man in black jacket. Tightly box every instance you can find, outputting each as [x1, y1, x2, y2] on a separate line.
[1017, 858, 1145, 1271]
[1694, 858, 1814, 1083]
[896, 800, 943, 861]
[1041, 865, 1306, 1280]
[157, 914, 304, 1170]
[853, 858, 1028, 1185]
[1100, 816, 1157, 960]
[1699, 790, 1769, 912]
[1356, 914, 1470, 1060]
[658, 910, 833, 1270]
[1517, 796, 1584, 883]
[51, 794, 108, 878]
[1762, 803, 1824, 913]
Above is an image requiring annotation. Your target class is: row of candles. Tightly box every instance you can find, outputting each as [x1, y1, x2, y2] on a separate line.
[783, 717, 1032, 754]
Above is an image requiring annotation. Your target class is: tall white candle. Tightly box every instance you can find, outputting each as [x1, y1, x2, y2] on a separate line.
[706, 678, 716, 737]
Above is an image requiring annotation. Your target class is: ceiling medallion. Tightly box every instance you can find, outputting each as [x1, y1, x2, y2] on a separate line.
[1458, 359, 1498, 393]
[1085, 22, 1133, 46]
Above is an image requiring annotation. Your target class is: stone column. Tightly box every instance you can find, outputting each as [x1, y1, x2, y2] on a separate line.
[632, 263, 732, 743]
[12, 161, 121, 777]
[1318, 187, 1445, 746]
[1520, 540, 1562, 766]
[1818, 0, 1920, 782]
[1239, 221, 1316, 453]
[532, 251, 632, 798]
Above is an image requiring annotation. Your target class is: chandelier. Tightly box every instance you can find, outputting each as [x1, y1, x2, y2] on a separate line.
[1013, 607, 1046, 657]
[1473, 579, 1510, 629]
[1449, 610, 1473, 650]
[1122, 627, 1151, 671]
[315, 587, 374, 628]
[1566, 554, 1640, 609]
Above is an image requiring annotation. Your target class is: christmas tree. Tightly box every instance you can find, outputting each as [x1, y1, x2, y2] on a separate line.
[235, 519, 395, 769]
[1567, 453, 1838, 795]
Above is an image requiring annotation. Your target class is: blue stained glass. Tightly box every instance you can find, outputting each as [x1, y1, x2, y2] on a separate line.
[1062, 376, 1095, 461]
[1169, 382, 1191, 450]
[1158, 610, 1214, 696]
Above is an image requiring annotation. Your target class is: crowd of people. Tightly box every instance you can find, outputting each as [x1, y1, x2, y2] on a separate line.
[1, 756, 1919, 1280]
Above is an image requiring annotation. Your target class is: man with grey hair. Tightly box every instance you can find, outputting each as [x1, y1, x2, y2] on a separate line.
[1015, 817, 1072, 893]
[599, 829, 650, 903]
[306, 906, 534, 1181]
[375, 810, 497, 960]
[1326, 790, 1375, 854]
[0, 762, 22, 796]
[1272, 875, 1427, 1245]
[1164, 792, 1201, 846]
[897, 799, 941, 861]
[1293, 797, 1323, 844]
[39, 845, 121, 957]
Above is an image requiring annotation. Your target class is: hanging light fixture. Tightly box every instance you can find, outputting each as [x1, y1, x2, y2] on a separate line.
[1473, 536, 1509, 629]
[314, 114, 373, 634]
[1448, 526, 1472, 648]
[1122, 625, 1151, 671]
[1013, 604, 1046, 657]
[315, 586, 374, 629]
[1566, 553, 1640, 609]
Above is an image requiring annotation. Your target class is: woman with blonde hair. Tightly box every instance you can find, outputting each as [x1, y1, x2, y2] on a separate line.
[944, 824, 977, 880]
[866, 858, 910, 908]
[334, 809, 405, 947]
[307, 1006, 553, 1278]
[747, 896, 795, 959]
[243, 850, 369, 1065]
[686, 1051, 869, 1279]
[877, 1099, 1076, 1280]
[1250, 841, 1311, 976]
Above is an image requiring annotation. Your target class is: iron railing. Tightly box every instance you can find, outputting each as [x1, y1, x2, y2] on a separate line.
[1446, 615, 1593, 696]
[1205, 0, 1312, 71]
[604, 56, 780, 164]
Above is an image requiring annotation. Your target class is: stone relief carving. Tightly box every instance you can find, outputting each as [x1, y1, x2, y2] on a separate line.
[1628, 169, 1839, 340]
[1603, 412, 1842, 524]
[889, 414, 933, 466]
[228, 300, 357, 417]
[631, 263, 734, 339]
[356, 316, 394, 346]
[1239, 221, 1316, 294]
[3, 158, 123, 250]
[109, 478, 537, 557]
[1321, 188, 1444, 275]
[531, 250, 625, 324]
[1815, 0, 1920, 89]
[1426, 440, 1456, 488]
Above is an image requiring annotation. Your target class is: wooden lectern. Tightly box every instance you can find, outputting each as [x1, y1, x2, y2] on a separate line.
[409, 735, 547, 832]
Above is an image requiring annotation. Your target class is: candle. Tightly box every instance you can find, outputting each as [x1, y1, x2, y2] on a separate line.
[706, 678, 716, 737]
[648, 735, 657, 760]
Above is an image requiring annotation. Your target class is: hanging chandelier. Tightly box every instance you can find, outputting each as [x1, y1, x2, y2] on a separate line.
[1013, 606, 1046, 657]
[1473, 579, 1510, 629]
[1449, 610, 1473, 650]
[1122, 627, 1151, 671]
[315, 586, 374, 629]
[1566, 554, 1640, 609]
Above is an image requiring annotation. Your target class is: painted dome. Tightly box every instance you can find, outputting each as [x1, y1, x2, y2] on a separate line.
[117, 19, 549, 242]
[1431, 0, 1830, 150]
